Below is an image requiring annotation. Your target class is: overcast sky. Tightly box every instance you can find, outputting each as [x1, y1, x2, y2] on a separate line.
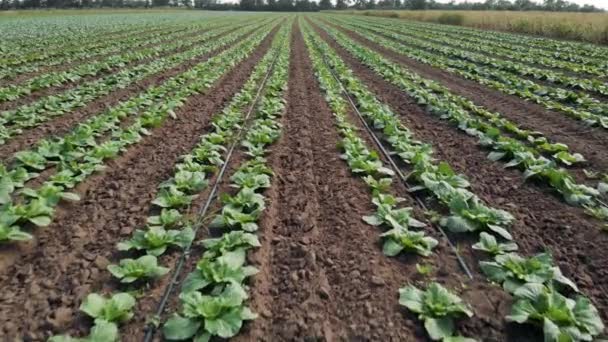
[433, 0, 607, 9]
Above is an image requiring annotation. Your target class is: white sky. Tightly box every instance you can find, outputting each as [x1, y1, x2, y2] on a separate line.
[434, 0, 607, 9]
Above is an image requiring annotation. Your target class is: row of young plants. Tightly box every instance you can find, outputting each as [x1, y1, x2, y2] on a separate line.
[324, 19, 604, 164]
[349, 16, 607, 77]
[329, 19, 608, 129]
[162, 23, 291, 342]
[0, 23, 277, 244]
[0, 19, 228, 82]
[302, 21, 478, 342]
[328, 19, 592, 166]
[0, 19, 255, 104]
[0, 20, 263, 145]
[47, 22, 291, 342]
[385, 16, 608, 66]
[339, 17, 608, 96]
[0, 13, 219, 59]
[304, 21, 605, 342]
[0, 20, 160, 66]
[314, 20, 608, 218]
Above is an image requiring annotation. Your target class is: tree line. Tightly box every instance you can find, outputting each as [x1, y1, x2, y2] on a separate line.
[1, 0, 603, 15]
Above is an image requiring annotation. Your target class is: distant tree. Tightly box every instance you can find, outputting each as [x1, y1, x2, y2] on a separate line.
[336, 0, 347, 8]
[319, 0, 331, 9]
[365, 0, 375, 8]
[408, 0, 426, 10]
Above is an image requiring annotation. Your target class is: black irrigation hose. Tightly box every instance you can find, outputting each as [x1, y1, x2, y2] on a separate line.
[142, 33, 285, 342]
[315, 42, 475, 280]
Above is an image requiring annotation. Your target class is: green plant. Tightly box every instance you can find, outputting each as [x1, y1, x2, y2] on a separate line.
[472, 232, 518, 255]
[80, 292, 136, 324]
[381, 228, 438, 257]
[147, 208, 185, 229]
[507, 283, 604, 341]
[399, 283, 474, 341]
[107, 255, 169, 283]
[117, 226, 193, 256]
[49, 320, 118, 342]
[201, 231, 261, 259]
[181, 249, 258, 293]
[152, 186, 197, 209]
[163, 283, 257, 341]
[479, 252, 578, 293]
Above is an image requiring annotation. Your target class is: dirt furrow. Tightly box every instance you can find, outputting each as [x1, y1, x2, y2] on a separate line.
[0, 26, 277, 341]
[311, 21, 608, 326]
[242, 21, 432, 341]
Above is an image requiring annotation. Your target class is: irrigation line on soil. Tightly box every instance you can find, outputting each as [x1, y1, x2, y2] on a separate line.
[316, 47, 475, 280]
[142, 32, 285, 342]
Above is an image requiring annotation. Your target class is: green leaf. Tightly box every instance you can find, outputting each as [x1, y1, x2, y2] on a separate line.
[424, 317, 454, 341]
[163, 315, 201, 340]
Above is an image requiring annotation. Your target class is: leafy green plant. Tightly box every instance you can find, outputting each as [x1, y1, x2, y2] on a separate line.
[381, 228, 438, 257]
[181, 249, 258, 293]
[117, 225, 193, 256]
[162, 170, 208, 193]
[163, 283, 257, 341]
[13, 198, 54, 226]
[14, 151, 47, 170]
[107, 255, 169, 283]
[399, 283, 473, 341]
[230, 171, 270, 191]
[201, 231, 261, 259]
[0, 218, 32, 244]
[479, 252, 578, 293]
[21, 184, 80, 206]
[441, 194, 514, 240]
[363, 175, 392, 195]
[152, 186, 197, 209]
[80, 292, 136, 324]
[49, 320, 118, 342]
[362, 193, 426, 229]
[472, 232, 518, 255]
[147, 208, 185, 229]
[506, 283, 604, 342]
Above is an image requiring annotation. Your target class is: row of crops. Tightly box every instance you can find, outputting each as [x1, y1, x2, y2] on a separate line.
[0, 10, 606, 342]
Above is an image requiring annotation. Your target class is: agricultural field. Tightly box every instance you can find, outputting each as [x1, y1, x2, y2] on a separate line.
[0, 10, 607, 342]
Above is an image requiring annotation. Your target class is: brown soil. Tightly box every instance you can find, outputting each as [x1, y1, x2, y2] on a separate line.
[310, 19, 608, 331]
[0, 25, 277, 341]
[325, 21, 608, 183]
[0, 26, 247, 161]
[235, 20, 513, 342]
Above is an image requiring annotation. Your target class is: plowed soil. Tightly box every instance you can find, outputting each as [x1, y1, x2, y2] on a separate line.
[2, 15, 606, 342]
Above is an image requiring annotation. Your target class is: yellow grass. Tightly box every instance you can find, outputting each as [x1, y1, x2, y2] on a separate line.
[327, 10, 608, 45]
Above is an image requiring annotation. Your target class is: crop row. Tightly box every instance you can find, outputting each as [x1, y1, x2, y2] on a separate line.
[312, 19, 608, 221]
[382, 16, 608, 65]
[327, 18, 608, 130]
[349, 15, 607, 76]
[0, 21, 276, 244]
[0, 13, 218, 55]
[0, 20, 265, 145]
[48, 21, 290, 341]
[303, 19, 605, 342]
[0, 19, 262, 103]
[0, 19, 230, 82]
[163, 24, 290, 340]
[338, 16, 608, 96]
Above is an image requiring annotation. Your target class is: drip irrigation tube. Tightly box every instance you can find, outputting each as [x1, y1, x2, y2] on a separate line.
[142, 32, 286, 342]
[315, 41, 475, 280]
